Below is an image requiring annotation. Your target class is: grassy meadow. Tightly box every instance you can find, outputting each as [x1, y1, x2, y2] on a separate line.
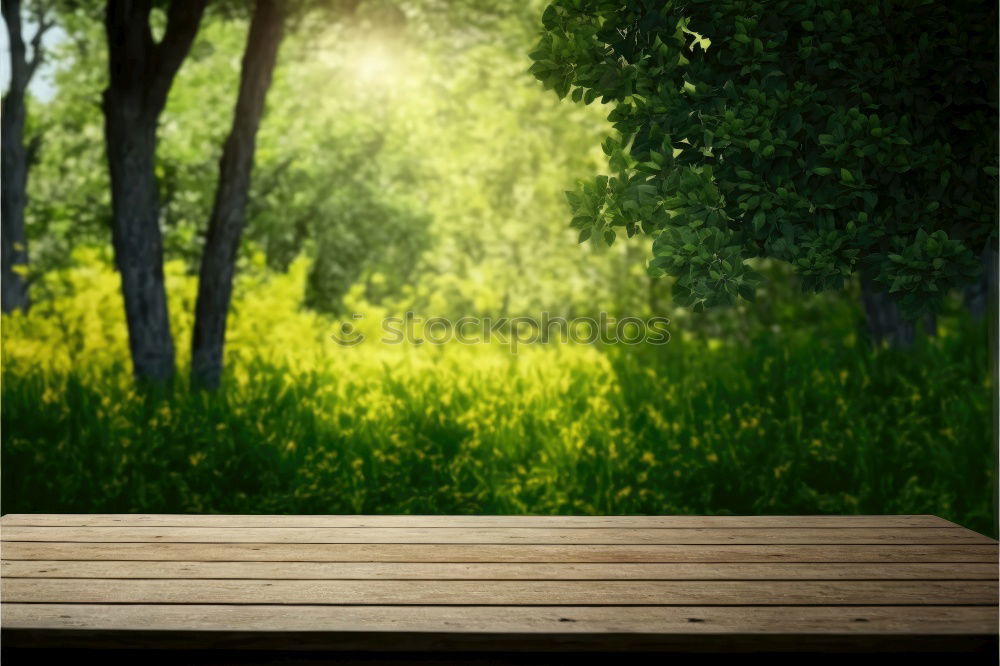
[2, 258, 993, 535]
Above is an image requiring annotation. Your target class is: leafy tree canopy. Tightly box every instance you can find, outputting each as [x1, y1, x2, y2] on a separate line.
[530, 0, 998, 316]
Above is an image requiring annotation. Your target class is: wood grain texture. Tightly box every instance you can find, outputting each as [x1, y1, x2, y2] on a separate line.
[4, 541, 997, 562]
[4, 578, 996, 605]
[3, 604, 997, 653]
[5, 602, 994, 634]
[2, 526, 992, 544]
[1, 514, 996, 655]
[0, 514, 959, 528]
[5, 560, 995, 580]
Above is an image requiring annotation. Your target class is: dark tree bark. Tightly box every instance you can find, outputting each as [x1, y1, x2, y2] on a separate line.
[1, 0, 51, 314]
[191, 0, 285, 390]
[102, 0, 206, 384]
[859, 273, 916, 348]
[860, 272, 947, 347]
[963, 246, 997, 319]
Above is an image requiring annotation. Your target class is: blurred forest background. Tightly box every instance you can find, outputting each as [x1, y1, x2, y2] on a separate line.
[0, 0, 995, 534]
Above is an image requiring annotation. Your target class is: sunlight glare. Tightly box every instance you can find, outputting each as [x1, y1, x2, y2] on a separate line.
[354, 46, 396, 86]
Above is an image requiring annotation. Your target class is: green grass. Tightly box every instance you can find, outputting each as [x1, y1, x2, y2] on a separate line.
[3, 317, 994, 535]
[2, 259, 994, 535]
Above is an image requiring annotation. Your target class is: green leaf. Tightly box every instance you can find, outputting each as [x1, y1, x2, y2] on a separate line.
[541, 5, 558, 29]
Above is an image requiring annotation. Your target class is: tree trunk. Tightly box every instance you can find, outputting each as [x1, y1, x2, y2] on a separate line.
[859, 273, 915, 348]
[0, 0, 44, 314]
[103, 97, 176, 383]
[102, 0, 206, 384]
[191, 0, 285, 390]
[963, 246, 996, 319]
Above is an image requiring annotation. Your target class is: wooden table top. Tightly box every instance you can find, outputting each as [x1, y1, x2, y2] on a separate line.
[1, 513, 997, 657]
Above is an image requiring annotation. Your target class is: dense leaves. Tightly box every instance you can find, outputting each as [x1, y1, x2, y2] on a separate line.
[531, 0, 998, 316]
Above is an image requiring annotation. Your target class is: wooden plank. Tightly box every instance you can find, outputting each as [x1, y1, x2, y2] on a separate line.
[5, 603, 994, 635]
[4, 578, 995, 605]
[2, 515, 996, 656]
[2, 604, 997, 653]
[0, 514, 959, 528]
[4, 541, 996, 562]
[2, 526, 991, 544]
[5, 560, 995, 580]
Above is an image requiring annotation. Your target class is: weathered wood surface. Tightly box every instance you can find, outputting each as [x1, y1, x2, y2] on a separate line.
[1, 514, 997, 657]
[5, 541, 996, 562]
[3, 526, 992, 544]
[3, 605, 998, 654]
[0, 513, 959, 527]
[4, 578, 996, 605]
[6, 560, 995, 579]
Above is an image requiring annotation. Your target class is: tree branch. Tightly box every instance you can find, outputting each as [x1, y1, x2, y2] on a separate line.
[25, 133, 41, 167]
[148, 0, 208, 112]
[25, 3, 55, 85]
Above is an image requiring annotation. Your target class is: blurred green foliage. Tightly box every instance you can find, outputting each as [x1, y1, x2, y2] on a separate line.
[25, 1, 645, 318]
[1, 0, 994, 531]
